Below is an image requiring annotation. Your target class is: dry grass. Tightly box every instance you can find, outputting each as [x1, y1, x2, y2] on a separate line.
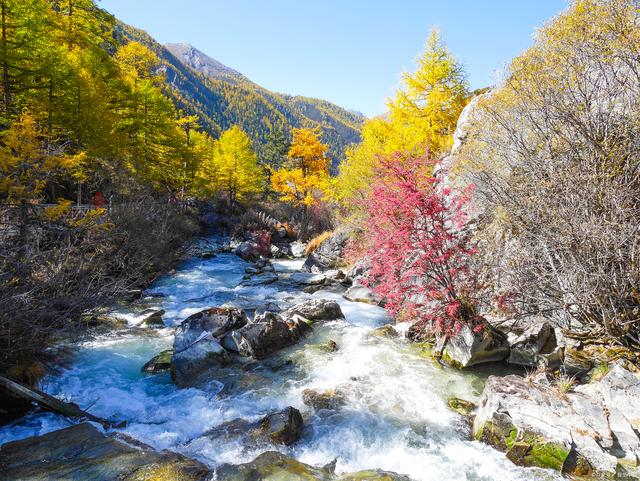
[305, 231, 333, 256]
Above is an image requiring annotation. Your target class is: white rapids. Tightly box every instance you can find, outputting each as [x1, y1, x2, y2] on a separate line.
[0, 239, 561, 481]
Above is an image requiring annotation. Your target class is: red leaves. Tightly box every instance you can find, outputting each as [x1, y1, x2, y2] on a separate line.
[364, 153, 478, 337]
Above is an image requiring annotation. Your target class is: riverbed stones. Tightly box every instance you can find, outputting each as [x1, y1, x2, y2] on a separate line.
[474, 365, 640, 478]
[141, 349, 172, 373]
[171, 335, 230, 386]
[344, 284, 382, 305]
[206, 407, 303, 447]
[235, 241, 261, 262]
[302, 388, 347, 410]
[216, 451, 412, 481]
[507, 321, 563, 369]
[137, 308, 165, 326]
[370, 325, 399, 338]
[0, 422, 211, 481]
[174, 307, 248, 349]
[290, 241, 307, 258]
[438, 324, 509, 368]
[283, 299, 345, 323]
[231, 311, 310, 359]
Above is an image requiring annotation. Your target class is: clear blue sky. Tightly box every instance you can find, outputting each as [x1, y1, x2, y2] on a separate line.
[100, 0, 567, 117]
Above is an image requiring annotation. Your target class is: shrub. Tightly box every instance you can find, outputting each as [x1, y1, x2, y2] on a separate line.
[364, 153, 480, 337]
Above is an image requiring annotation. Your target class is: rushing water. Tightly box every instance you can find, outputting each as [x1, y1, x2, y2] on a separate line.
[0, 238, 562, 481]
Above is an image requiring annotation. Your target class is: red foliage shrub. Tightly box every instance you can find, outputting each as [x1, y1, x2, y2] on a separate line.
[364, 153, 480, 337]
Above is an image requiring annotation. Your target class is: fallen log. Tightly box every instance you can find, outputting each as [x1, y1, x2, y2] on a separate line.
[0, 375, 125, 429]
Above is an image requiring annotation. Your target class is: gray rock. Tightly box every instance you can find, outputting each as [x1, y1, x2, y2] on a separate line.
[171, 335, 230, 386]
[344, 285, 382, 305]
[474, 366, 640, 478]
[302, 388, 347, 410]
[0, 422, 210, 481]
[302, 230, 350, 272]
[137, 308, 165, 326]
[507, 321, 563, 368]
[236, 241, 260, 262]
[205, 407, 303, 447]
[231, 311, 310, 359]
[289, 272, 327, 286]
[290, 241, 307, 258]
[174, 307, 248, 352]
[283, 299, 345, 323]
[241, 272, 279, 286]
[439, 324, 509, 368]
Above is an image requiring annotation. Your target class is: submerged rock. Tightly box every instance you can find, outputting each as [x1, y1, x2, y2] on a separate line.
[0, 422, 210, 481]
[438, 324, 509, 368]
[141, 349, 172, 373]
[370, 325, 399, 339]
[216, 451, 411, 481]
[302, 388, 347, 410]
[283, 299, 345, 323]
[137, 308, 165, 327]
[206, 407, 304, 448]
[447, 397, 476, 418]
[240, 272, 279, 286]
[231, 311, 310, 359]
[344, 284, 382, 305]
[474, 365, 640, 478]
[171, 335, 230, 386]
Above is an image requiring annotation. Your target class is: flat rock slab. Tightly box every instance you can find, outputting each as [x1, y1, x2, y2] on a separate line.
[0, 423, 210, 481]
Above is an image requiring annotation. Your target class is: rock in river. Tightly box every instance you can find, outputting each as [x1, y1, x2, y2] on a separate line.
[0, 422, 211, 481]
[438, 324, 509, 368]
[283, 298, 345, 324]
[231, 311, 311, 359]
[141, 349, 172, 374]
[205, 406, 304, 447]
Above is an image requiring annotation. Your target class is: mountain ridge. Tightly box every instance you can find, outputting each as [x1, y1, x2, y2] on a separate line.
[115, 23, 363, 164]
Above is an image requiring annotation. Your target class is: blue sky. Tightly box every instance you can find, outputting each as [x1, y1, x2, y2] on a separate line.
[100, 0, 567, 117]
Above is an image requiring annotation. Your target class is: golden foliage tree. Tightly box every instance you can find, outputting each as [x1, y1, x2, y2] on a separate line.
[271, 127, 330, 208]
[196, 125, 263, 205]
[336, 29, 469, 207]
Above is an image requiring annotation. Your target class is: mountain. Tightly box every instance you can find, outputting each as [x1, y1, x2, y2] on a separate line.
[115, 23, 364, 164]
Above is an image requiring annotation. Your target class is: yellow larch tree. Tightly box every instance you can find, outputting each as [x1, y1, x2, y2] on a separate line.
[270, 127, 330, 208]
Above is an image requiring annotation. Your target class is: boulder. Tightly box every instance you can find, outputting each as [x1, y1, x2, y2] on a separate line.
[141, 349, 172, 374]
[370, 325, 399, 338]
[174, 307, 248, 350]
[283, 299, 345, 323]
[215, 451, 332, 481]
[290, 241, 307, 258]
[302, 388, 347, 410]
[0, 423, 210, 481]
[137, 308, 165, 326]
[344, 285, 382, 305]
[507, 321, 563, 369]
[240, 272, 279, 286]
[302, 230, 350, 273]
[205, 407, 303, 447]
[289, 272, 327, 286]
[438, 324, 509, 368]
[236, 241, 260, 262]
[216, 451, 412, 481]
[231, 311, 310, 359]
[474, 367, 640, 478]
[171, 335, 230, 386]
[259, 406, 304, 445]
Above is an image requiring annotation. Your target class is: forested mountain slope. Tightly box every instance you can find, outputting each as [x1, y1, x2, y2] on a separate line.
[116, 23, 363, 163]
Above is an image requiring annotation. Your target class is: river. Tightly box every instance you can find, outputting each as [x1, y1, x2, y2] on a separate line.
[0, 236, 561, 480]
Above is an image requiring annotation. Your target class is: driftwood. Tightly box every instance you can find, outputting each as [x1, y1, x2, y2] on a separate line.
[0, 375, 125, 429]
